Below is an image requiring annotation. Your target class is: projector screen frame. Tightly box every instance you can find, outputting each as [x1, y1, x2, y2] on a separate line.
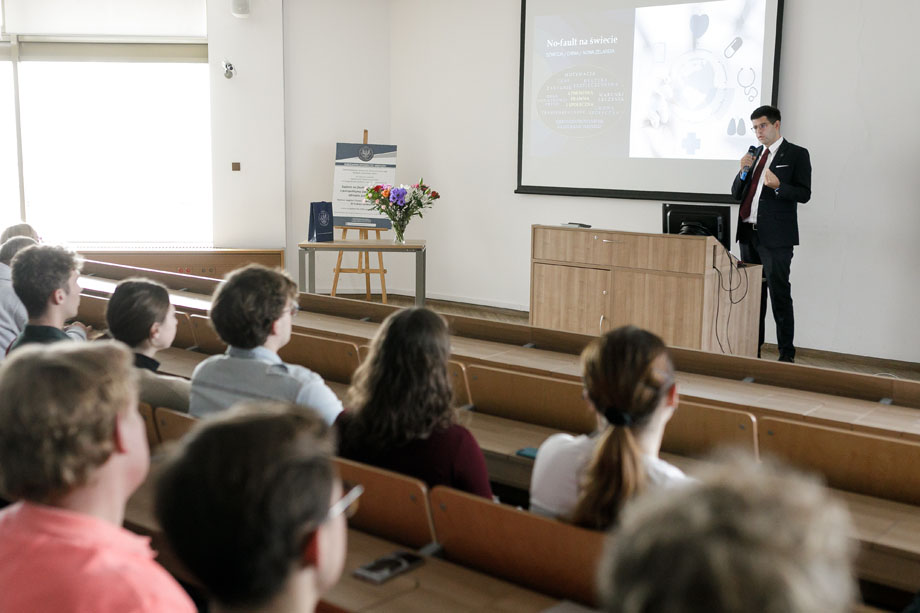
[515, 0, 785, 204]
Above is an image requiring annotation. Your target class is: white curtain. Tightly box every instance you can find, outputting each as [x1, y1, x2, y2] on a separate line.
[4, 0, 207, 38]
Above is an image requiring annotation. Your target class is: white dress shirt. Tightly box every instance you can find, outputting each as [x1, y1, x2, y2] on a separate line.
[744, 136, 785, 223]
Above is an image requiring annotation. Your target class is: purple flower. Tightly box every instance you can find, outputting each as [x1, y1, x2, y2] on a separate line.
[389, 187, 407, 207]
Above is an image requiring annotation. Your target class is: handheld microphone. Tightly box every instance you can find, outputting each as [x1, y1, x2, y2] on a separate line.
[740, 145, 757, 180]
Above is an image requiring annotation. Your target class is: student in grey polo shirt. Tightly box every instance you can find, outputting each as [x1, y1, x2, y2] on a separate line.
[190, 264, 343, 424]
[0, 237, 37, 358]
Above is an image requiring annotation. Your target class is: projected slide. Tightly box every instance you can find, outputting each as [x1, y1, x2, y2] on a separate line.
[629, 1, 765, 160]
[519, 0, 781, 199]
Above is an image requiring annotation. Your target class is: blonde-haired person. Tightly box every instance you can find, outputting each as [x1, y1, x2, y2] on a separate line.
[0, 342, 195, 613]
[529, 325, 688, 529]
[598, 457, 856, 613]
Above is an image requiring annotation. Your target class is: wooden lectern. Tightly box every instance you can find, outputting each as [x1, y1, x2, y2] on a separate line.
[529, 225, 762, 357]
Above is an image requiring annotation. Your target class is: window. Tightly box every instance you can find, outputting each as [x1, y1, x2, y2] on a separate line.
[18, 60, 212, 246]
[0, 60, 21, 229]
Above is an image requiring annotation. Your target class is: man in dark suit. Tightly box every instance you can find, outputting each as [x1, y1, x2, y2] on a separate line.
[731, 105, 811, 363]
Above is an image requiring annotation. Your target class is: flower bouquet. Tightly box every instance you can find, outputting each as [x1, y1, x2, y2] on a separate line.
[364, 179, 441, 243]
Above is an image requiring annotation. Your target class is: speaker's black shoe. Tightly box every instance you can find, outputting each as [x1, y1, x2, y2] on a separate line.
[778, 355, 795, 363]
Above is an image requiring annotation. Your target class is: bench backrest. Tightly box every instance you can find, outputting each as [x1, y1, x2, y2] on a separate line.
[278, 333, 361, 384]
[447, 360, 471, 407]
[759, 416, 920, 505]
[467, 364, 594, 434]
[189, 314, 227, 354]
[173, 312, 197, 349]
[155, 407, 198, 444]
[430, 485, 604, 606]
[333, 457, 435, 549]
[662, 400, 758, 457]
[78, 293, 109, 329]
[138, 402, 159, 450]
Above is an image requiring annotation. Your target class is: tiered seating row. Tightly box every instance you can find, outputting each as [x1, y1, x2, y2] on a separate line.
[133, 406, 603, 606]
[83, 263, 920, 595]
[79, 260, 920, 449]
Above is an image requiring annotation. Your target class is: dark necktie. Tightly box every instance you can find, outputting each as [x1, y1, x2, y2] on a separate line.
[739, 149, 770, 221]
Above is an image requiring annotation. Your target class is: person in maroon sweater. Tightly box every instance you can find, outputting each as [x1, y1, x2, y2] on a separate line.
[336, 307, 493, 499]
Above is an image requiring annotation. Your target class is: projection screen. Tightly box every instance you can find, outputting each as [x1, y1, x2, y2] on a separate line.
[517, 0, 784, 202]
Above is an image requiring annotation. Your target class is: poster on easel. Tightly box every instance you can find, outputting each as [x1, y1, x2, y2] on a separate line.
[332, 143, 397, 228]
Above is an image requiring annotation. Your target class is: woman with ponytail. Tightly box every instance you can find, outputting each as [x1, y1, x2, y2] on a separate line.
[529, 325, 688, 529]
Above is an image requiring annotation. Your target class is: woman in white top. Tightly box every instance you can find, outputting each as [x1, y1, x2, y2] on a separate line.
[529, 325, 687, 530]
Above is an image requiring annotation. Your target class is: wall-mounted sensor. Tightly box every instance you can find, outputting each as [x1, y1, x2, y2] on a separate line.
[223, 61, 235, 79]
[231, 0, 251, 18]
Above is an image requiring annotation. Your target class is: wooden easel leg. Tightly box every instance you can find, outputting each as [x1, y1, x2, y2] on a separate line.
[359, 229, 371, 300]
[331, 227, 348, 297]
[374, 229, 387, 304]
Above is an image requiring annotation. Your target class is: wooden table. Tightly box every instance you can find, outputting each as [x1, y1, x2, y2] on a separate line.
[298, 240, 427, 306]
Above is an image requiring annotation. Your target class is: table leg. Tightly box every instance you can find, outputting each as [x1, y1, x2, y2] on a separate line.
[298, 249, 306, 292]
[308, 250, 316, 294]
[416, 248, 426, 307]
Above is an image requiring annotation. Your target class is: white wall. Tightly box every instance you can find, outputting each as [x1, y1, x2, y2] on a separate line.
[381, 0, 920, 362]
[282, 0, 391, 292]
[208, 0, 286, 248]
[217, 0, 920, 362]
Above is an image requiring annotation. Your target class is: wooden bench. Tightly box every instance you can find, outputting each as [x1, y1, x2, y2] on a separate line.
[758, 416, 920, 506]
[662, 399, 758, 457]
[173, 312, 197, 349]
[448, 360, 471, 407]
[333, 458, 435, 549]
[80, 266, 920, 447]
[138, 402, 159, 450]
[77, 293, 109, 329]
[430, 485, 605, 606]
[189, 314, 226, 354]
[466, 364, 595, 434]
[155, 407, 198, 445]
[278, 333, 361, 385]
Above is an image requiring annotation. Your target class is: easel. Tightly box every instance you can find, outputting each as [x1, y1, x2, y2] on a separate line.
[330, 129, 388, 303]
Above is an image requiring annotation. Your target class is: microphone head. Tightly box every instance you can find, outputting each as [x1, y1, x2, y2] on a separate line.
[747, 145, 757, 155]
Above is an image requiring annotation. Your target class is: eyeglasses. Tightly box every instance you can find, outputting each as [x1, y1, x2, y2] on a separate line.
[327, 482, 363, 521]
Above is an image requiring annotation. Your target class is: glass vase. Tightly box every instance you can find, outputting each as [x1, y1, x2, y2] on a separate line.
[392, 219, 408, 244]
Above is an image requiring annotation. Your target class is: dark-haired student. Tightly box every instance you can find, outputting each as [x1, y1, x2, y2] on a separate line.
[156, 402, 351, 613]
[190, 264, 342, 423]
[0, 236, 37, 359]
[529, 325, 688, 529]
[0, 342, 195, 612]
[337, 307, 493, 499]
[8, 244, 89, 353]
[106, 278, 190, 413]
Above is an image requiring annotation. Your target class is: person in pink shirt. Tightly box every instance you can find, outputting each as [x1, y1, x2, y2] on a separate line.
[0, 342, 195, 613]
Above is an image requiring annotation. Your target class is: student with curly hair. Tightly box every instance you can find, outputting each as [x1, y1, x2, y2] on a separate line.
[530, 325, 688, 529]
[337, 307, 492, 498]
[8, 244, 88, 352]
[190, 264, 342, 423]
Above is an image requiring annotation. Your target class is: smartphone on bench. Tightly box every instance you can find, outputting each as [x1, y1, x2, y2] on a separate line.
[352, 551, 425, 584]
